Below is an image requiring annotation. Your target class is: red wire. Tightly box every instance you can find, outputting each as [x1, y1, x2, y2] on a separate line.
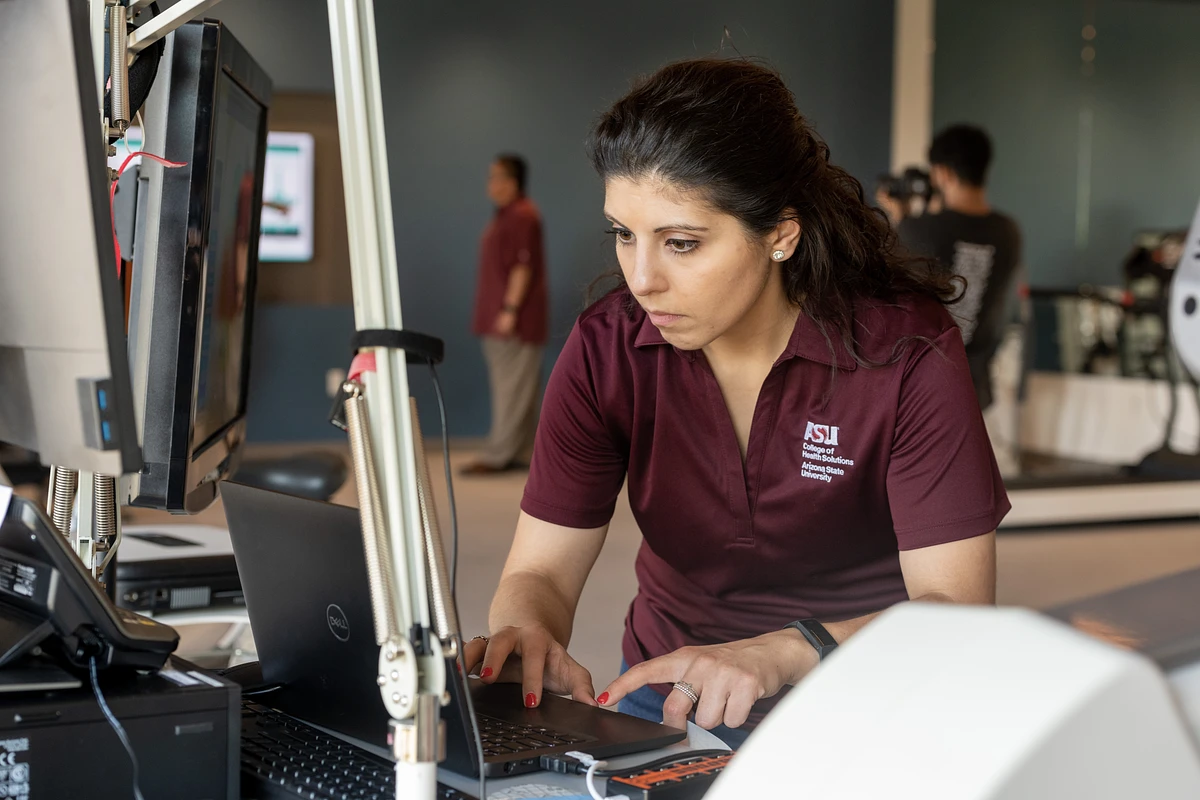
[348, 352, 378, 381]
[109, 150, 187, 277]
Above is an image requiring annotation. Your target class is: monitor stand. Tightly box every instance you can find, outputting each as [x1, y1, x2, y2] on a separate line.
[0, 608, 54, 669]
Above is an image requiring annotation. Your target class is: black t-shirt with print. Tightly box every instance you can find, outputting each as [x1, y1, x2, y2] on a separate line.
[899, 210, 1022, 409]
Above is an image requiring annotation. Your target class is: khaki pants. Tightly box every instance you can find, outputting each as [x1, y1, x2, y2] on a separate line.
[478, 337, 543, 467]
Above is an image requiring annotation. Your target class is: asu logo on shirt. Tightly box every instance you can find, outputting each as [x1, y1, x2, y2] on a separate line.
[801, 421, 853, 484]
[803, 421, 840, 446]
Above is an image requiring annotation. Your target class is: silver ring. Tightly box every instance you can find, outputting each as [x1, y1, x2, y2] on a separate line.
[471, 635, 489, 646]
[672, 681, 699, 705]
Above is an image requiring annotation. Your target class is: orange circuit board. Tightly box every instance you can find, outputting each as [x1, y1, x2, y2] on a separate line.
[606, 753, 735, 800]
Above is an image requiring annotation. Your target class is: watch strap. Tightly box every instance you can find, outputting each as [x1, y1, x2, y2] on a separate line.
[785, 618, 838, 660]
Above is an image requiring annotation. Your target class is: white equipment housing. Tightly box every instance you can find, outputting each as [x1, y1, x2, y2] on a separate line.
[708, 605, 1200, 800]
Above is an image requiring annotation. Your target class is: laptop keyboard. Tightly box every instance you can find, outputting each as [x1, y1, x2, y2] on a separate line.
[475, 714, 592, 758]
[241, 701, 476, 800]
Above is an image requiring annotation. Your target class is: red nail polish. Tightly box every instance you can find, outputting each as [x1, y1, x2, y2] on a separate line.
[597, 692, 610, 705]
[481, 667, 493, 679]
[525, 693, 537, 708]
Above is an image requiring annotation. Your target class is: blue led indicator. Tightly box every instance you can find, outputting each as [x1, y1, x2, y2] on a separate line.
[102, 421, 112, 442]
[98, 389, 108, 410]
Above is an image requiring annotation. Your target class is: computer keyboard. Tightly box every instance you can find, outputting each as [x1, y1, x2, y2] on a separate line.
[475, 714, 592, 758]
[241, 700, 477, 800]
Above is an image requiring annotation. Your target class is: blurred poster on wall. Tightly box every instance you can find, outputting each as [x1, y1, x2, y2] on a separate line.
[259, 131, 315, 262]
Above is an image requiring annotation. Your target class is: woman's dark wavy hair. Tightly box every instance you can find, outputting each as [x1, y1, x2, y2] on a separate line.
[589, 58, 960, 367]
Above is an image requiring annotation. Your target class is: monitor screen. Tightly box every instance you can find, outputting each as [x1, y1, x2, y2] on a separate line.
[192, 73, 264, 451]
[125, 20, 271, 513]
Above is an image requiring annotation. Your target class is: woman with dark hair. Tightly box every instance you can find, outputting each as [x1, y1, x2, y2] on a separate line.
[465, 58, 1007, 748]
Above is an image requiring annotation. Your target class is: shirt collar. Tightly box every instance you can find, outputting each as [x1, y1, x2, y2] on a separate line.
[495, 196, 528, 218]
[778, 312, 859, 371]
[633, 307, 858, 371]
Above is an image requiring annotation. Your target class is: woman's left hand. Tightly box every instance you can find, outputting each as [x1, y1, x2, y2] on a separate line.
[597, 630, 819, 730]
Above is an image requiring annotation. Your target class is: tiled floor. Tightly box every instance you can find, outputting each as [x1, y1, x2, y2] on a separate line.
[124, 442, 1200, 692]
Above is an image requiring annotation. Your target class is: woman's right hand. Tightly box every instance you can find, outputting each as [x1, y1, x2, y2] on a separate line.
[463, 624, 597, 709]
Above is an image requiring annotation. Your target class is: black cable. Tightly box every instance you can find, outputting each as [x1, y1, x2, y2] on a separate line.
[428, 363, 459, 595]
[596, 749, 731, 778]
[428, 365, 479, 800]
[89, 658, 146, 800]
[540, 749, 731, 777]
[1162, 334, 1181, 451]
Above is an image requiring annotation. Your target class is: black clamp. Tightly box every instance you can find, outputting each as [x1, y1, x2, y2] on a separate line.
[350, 329, 444, 366]
[328, 328, 446, 430]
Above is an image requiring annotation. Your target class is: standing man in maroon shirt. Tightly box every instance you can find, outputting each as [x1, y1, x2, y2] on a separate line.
[463, 155, 549, 475]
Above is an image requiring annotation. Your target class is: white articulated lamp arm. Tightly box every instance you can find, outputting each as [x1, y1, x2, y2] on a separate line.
[1171, 199, 1200, 380]
[326, 2, 445, 799]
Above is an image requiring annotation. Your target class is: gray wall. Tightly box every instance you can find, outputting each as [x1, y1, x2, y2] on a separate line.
[932, 0, 1200, 288]
[208, 0, 896, 439]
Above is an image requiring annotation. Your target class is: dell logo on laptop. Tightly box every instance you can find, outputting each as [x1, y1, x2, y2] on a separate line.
[326, 604, 350, 642]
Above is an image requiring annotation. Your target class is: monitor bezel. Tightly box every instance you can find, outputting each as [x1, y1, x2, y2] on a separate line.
[126, 21, 271, 513]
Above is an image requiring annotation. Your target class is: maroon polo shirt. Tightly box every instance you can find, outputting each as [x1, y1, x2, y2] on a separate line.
[471, 196, 549, 345]
[521, 288, 1009, 724]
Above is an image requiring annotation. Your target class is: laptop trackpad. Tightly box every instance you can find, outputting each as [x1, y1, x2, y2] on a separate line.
[469, 682, 591, 735]
[467, 679, 686, 755]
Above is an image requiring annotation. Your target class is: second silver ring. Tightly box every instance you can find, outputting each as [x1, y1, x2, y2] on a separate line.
[672, 680, 699, 705]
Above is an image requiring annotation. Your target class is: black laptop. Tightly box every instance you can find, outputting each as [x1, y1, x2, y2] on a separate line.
[220, 482, 686, 779]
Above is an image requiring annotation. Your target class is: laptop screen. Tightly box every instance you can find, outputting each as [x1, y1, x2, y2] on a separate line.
[221, 483, 393, 744]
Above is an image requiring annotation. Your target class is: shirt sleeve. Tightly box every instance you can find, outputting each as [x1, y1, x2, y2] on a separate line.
[886, 326, 1010, 549]
[503, 212, 542, 271]
[520, 322, 627, 529]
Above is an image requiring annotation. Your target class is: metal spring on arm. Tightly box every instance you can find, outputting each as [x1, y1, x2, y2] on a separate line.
[47, 466, 79, 538]
[107, 2, 130, 136]
[92, 473, 119, 583]
[342, 379, 399, 646]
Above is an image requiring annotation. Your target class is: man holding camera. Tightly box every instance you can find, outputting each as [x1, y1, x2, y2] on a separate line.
[898, 125, 1022, 411]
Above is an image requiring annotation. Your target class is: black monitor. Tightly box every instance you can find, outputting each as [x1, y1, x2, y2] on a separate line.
[125, 20, 272, 513]
[0, 0, 142, 476]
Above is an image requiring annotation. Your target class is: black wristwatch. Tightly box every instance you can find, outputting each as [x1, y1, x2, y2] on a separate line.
[785, 618, 838, 661]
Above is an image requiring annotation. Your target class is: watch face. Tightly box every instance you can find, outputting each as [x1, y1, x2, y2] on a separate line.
[811, 622, 838, 648]
[792, 619, 837, 657]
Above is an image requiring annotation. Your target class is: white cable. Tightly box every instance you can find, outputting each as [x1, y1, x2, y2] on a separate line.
[585, 762, 605, 800]
[564, 752, 629, 800]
